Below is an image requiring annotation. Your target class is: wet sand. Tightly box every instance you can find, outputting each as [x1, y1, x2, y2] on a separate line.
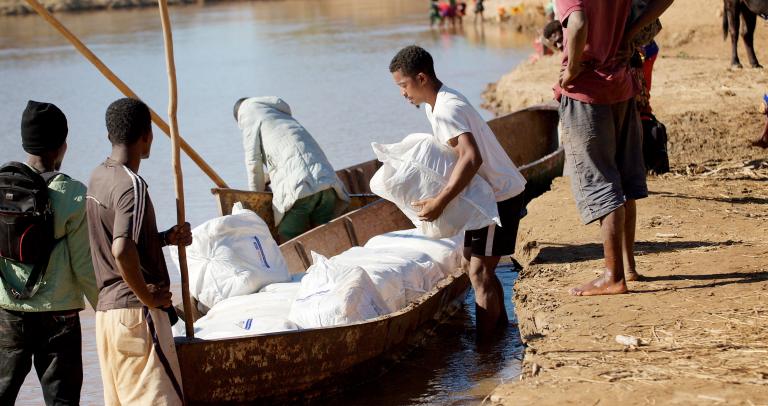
[483, 0, 768, 403]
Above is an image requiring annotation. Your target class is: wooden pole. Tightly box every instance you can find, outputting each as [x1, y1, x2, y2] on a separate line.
[158, 0, 195, 339]
[24, 0, 229, 189]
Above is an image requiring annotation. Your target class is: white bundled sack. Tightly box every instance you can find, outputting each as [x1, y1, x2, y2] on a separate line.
[370, 133, 500, 238]
[329, 247, 443, 313]
[364, 228, 463, 276]
[288, 252, 388, 328]
[176, 287, 300, 339]
[174, 203, 290, 310]
[259, 273, 306, 293]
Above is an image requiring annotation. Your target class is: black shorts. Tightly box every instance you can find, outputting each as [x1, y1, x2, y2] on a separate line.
[464, 192, 525, 257]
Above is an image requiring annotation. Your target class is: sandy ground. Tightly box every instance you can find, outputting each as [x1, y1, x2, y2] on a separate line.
[482, 0, 768, 404]
[491, 174, 768, 405]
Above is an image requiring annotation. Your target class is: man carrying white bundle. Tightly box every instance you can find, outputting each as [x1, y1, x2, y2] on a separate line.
[389, 45, 527, 338]
[234, 97, 350, 242]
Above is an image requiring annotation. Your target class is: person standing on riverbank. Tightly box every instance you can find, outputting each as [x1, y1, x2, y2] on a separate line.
[0, 101, 98, 405]
[473, 0, 485, 24]
[430, 0, 443, 27]
[87, 98, 191, 405]
[389, 45, 527, 337]
[555, 0, 673, 296]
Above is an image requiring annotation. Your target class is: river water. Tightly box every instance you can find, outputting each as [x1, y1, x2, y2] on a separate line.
[0, 0, 529, 403]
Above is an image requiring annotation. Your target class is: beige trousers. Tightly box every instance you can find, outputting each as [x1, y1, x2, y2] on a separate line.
[96, 308, 183, 406]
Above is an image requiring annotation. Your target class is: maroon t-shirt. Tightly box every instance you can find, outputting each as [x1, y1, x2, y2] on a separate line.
[86, 158, 170, 311]
[554, 0, 639, 104]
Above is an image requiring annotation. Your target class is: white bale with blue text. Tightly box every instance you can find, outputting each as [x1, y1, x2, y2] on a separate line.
[172, 202, 290, 310]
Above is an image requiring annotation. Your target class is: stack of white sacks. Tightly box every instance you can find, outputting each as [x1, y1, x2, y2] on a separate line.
[173, 133, 498, 339]
[172, 207, 462, 339]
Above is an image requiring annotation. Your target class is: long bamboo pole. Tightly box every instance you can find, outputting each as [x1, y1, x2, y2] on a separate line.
[158, 0, 195, 339]
[24, 0, 229, 189]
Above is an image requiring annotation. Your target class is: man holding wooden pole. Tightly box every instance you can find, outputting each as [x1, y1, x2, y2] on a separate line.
[86, 98, 191, 405]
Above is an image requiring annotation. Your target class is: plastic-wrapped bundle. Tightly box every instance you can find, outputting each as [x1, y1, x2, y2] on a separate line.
[364, 228, 462, 277]
[329, 247, 443, 313]
[288, 253, 388, 329]
[174, 287, 300, 339]
[370, 133, 500, 238]
[172, 203, 290, 310]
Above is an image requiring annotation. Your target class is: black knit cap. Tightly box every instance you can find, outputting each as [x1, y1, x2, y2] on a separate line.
[21, 100, 68, 155]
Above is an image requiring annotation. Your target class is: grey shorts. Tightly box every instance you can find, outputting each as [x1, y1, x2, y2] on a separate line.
[560, 96, 648, 224]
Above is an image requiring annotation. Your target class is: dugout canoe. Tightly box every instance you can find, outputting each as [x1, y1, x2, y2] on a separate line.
[174, 198, 472, 404]
[173, 104, 563, 404]
[210, 103, 563, 238]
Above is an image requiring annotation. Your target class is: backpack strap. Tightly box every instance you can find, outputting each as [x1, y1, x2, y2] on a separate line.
[41, 171, 61, 184]
[0, 256, 51, 300]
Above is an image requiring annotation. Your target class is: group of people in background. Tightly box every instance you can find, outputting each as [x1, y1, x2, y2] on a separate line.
[431, 0, 485, 28]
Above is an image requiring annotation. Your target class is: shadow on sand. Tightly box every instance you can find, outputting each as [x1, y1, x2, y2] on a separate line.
[530, 240, 740, 265]
[648, 190, 768, 205]
[632, 270, 768, 293]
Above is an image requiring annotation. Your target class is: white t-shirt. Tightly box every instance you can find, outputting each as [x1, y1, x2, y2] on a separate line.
[425, 85, 526, 202]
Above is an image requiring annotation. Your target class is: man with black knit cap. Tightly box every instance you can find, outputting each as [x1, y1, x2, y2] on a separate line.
[0, 101, 98, 405]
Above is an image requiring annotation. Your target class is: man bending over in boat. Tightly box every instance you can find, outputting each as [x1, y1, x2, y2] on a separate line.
[389, 45, 527, 337]
[234, 97, 350, 242]
[87, 98, 192, 405]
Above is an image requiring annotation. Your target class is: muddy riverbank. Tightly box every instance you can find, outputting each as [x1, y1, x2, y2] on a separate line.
[483, 0, 768, 403]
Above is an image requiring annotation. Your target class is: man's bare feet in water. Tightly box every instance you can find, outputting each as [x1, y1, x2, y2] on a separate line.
[570, 271, 629, 296]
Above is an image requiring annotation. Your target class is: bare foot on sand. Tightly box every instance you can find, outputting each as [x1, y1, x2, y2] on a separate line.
[570, 272, 628, 296]
[625, 269, 643, 281]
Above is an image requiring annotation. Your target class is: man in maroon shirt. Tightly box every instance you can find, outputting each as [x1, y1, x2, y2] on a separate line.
[556, 0, 672, 296]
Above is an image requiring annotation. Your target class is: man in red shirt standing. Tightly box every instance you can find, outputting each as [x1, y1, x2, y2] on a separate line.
[556, 0, 672, 296]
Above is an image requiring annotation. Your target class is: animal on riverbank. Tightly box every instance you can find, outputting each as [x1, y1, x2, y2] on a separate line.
[723, 0, 768, 68]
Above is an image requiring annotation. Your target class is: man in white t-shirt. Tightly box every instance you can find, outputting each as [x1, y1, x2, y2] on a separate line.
[389, 45, 527, 337]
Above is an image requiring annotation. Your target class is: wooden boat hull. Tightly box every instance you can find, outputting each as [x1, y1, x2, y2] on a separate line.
[211, 188, 379, 239]
[488, 104, 564, 200]
[175, 199, 470, 404]
[177, 274, 469, 404]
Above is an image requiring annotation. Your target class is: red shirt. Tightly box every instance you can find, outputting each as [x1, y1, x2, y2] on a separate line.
[554, 0, 638, 104]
